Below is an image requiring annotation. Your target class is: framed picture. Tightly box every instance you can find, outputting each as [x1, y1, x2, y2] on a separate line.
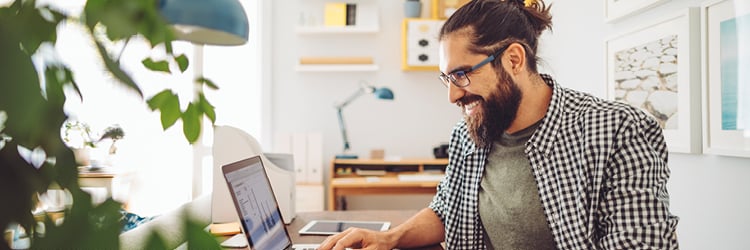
[604, 0, 670, 23]
[701, 0, 750, 158]
[605, 8, 701, 154]
[402, 18, 444, 71]
[431, 0, 470, 19]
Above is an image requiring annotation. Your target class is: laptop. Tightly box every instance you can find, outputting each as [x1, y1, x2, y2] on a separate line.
[221, 156, 319, 250]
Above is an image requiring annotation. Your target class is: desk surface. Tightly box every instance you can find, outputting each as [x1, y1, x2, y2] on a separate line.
[225, 210, 444, 249]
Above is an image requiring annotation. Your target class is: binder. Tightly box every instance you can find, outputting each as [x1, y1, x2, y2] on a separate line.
[306, 133, 323, 184]
[324, 2, 347, 26]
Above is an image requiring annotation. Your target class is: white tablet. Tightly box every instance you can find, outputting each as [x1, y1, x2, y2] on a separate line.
[298, 220, 391, 235]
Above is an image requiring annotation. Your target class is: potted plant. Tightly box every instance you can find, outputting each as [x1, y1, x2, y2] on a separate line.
[62, 120, 96, 166]
[99, 125, 124, 155]
[1, 0, 220, 248]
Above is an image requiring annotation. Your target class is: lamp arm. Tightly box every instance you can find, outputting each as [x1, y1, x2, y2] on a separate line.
[336, 107, 351, 152]
[335, 85, 374, 109]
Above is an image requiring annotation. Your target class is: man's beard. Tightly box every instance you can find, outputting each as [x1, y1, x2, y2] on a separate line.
[462, 69, 522, 148]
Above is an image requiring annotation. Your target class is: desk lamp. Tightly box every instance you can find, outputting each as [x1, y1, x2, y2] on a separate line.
[335, 82, 394, 159]
[159, 0, 250, 45]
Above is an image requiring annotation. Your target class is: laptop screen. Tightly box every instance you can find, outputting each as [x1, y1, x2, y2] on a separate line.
[222, 156, 292, 250]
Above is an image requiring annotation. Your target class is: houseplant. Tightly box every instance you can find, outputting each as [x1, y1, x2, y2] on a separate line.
[1, 0, 220, 248]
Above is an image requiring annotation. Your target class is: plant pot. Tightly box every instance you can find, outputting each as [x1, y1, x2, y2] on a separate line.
[404, 1, 422, 18]
[72, 148, 91, 166]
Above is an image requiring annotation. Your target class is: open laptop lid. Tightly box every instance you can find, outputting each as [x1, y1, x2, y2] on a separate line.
[221, 156, 292, 250]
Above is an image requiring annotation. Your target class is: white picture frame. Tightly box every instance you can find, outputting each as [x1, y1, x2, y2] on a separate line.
[605, 8, 702, 154]
[604, 0, 670, 23]
[701, 0, 750, 158]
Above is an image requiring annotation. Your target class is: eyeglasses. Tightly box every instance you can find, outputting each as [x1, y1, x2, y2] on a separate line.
[439, 46, 507, 88]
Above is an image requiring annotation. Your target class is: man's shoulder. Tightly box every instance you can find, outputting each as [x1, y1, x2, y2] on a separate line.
[557, 87, 655, 125]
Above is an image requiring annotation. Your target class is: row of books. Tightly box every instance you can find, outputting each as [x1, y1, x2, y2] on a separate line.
[324, 2, 357, 26]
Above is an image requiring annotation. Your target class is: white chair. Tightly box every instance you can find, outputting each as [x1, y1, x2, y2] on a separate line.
[211, 125, 296, 224]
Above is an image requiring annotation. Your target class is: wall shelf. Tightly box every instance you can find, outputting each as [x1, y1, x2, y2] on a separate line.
[296, 25, 379, 34]
[295, 64, 379, 72]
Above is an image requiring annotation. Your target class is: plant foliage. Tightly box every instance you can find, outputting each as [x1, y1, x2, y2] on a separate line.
[0, 0, 219, 248]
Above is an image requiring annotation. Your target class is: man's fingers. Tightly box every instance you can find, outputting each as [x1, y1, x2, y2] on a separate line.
[318, 228, 357, 250]
[332, 229, 365, 250]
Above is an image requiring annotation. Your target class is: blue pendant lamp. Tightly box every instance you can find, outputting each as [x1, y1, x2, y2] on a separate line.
[159, 0, 249, 45]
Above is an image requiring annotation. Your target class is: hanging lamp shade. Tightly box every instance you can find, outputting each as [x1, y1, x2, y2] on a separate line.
[159, 0, 249, 46]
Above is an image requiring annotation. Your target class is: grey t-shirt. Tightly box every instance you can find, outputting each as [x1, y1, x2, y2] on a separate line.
[479, 121, 557, 250]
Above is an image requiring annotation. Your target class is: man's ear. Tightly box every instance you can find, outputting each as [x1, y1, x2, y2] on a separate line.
[503, 43, 527, 75]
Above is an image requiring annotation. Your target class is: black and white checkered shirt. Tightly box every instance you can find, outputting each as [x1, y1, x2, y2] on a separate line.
[429, 74, 679, 249]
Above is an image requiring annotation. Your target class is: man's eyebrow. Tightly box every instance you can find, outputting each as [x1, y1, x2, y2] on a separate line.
[445, 65, 472, 75]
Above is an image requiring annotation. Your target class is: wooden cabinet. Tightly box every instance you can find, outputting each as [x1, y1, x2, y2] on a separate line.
[328, 158, 448, 210]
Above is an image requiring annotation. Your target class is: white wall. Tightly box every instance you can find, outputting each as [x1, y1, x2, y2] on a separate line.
[272, 0, 750, 248]
[545, 0, 750, 249]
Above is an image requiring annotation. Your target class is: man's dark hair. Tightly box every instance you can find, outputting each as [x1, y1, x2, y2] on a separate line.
[439, 0, 553, 73]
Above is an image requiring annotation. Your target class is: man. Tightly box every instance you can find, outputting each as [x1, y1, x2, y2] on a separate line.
[319, 0, 679, 249]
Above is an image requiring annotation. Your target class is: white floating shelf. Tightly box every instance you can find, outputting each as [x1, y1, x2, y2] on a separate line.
[295, 64, 379, 72]
[296, 25, 380, 34]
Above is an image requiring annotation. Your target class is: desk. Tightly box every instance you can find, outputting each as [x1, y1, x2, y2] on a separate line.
[329, 158, 448, 210]
[78, 167, 132, 202]
[224, 210, 443, 249]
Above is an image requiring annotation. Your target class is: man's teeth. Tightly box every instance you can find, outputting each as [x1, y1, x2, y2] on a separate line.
[465, 101, 479, 109]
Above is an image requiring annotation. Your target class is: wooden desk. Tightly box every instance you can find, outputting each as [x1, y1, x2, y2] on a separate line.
[223, 210, 443, 249]
[78, 167, 132, 199]
[329, 158, 448, 210]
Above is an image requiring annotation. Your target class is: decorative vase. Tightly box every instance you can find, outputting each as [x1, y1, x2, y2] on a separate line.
[404, 0, 422, 18]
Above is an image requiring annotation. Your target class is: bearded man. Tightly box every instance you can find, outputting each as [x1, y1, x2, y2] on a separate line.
[319, 0, 679, 249]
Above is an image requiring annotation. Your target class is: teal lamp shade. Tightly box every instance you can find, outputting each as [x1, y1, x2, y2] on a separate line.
[374, 87, 394, 100]
[159, 0, 249, 45]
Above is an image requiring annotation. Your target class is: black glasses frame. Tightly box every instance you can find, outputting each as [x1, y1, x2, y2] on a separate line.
[439, 45, 510, 88]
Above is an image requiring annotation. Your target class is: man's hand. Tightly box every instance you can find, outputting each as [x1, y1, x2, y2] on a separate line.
[317, 227, 396, 250]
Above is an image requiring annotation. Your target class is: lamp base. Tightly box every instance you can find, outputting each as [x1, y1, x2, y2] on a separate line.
[335, 154, 358, 159]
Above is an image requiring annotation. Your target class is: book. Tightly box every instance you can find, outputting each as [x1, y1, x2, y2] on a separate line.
[324, 2, 347, 27]
[346, 3, 356, 26]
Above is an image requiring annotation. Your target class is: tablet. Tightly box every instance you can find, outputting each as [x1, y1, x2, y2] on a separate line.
[298, 220, 391, 235]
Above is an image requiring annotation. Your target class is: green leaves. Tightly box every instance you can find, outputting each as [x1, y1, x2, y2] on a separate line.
[147, 90, 181, 129]
[2, 0, 224, 248]
[93, 38, 143, 97]
[141, 58, 171, 73]
[84, 0, 173, 46]
[141, 53, 190, 74]
[175, 54, 190, 72]
[11, 0, 64, 55]
[147, 91, 217, 144]
[196, 77, 220, 90]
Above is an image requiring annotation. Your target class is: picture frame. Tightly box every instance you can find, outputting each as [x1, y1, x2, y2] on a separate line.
[604, 0, 670, 23]
[605, 8, 701, 154]
[701, 0, 750, 158]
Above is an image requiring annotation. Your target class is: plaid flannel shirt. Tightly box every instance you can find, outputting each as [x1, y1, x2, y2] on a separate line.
[429, 74, 679, 249]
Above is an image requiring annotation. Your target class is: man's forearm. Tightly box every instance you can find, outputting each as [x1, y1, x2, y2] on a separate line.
[385, 208, 445, 248]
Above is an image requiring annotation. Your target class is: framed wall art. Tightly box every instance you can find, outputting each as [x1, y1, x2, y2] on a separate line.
[604, 0, 670, 23]
[701, 0, 750, 158]
[605, 8, 701, 154]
